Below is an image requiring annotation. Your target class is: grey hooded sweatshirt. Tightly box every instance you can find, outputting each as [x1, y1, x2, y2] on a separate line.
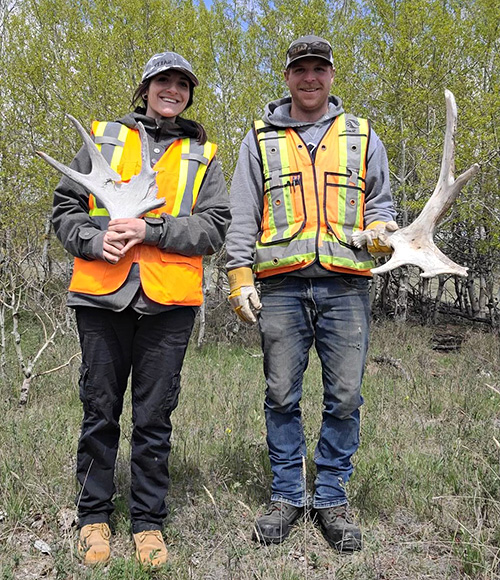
[226, 95, 396, 276]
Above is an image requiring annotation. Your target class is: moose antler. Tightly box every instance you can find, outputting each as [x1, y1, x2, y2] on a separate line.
[36, 114, 164, 219]
[352, 90, 479, 278]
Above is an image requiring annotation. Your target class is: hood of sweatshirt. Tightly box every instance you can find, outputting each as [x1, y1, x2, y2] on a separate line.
[264, 95, 344, 128]
[118, 108, 200, 141]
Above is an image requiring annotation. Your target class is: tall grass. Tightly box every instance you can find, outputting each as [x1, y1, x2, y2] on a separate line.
[1, 320, 499, 579]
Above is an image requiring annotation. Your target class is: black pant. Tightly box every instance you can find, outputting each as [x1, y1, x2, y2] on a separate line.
[74, 306, 196, 533]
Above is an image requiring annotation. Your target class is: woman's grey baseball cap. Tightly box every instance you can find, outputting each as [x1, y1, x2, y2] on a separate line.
[141, 52, 199, 86]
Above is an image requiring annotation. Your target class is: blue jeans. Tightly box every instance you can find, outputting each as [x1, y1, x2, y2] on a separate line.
[258, 275, 370, 509]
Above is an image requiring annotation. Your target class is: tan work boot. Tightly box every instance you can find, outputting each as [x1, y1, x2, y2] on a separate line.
[133, 530, 168, 567]
[77, 522, 111, 565]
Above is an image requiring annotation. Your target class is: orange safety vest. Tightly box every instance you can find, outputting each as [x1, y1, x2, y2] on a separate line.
[68, 121, 217, 306]
[253, 114, 376, 278]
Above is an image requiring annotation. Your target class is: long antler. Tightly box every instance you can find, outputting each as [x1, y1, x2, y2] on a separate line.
[352, 90, 479, 278]
[36, 114, 165, 219]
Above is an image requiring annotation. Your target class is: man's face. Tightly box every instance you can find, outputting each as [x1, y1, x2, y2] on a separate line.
[284, 57, 334, 121]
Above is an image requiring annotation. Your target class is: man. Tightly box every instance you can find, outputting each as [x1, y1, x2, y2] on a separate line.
[226, 35, 397, 552]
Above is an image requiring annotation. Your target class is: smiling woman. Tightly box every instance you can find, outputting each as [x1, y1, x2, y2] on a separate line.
[50, 50, 230, 568]
[145, 71, 191, 120]
[132, 52, 200, 122]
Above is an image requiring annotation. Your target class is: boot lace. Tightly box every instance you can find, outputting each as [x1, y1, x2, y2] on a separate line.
[83, 522, 111, 540]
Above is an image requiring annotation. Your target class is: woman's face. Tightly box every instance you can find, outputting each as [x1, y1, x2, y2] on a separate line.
[144, 70, 191, 120]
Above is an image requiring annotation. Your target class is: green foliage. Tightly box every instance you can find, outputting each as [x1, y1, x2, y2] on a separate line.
[1, 0, 499, 290]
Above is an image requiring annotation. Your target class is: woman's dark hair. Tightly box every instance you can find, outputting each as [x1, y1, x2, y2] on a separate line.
[131, 78, 207, 144]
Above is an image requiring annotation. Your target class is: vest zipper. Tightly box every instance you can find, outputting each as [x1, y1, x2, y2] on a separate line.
[296, 130, 322, 263]
[154, 121, 161, 143]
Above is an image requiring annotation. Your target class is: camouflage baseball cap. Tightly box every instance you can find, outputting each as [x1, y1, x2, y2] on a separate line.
[141, 52, 199, 86]
[285, 35, 334, 69]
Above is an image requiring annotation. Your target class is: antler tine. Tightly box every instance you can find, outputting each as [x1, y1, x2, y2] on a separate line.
[441, 89, 457, 186]
[137, 122, 153, 170]
[113, 122, 165, 218]
[35, 114, 121, 191]
[412, 91, 479, 230]
[66, 114, 123, 183]
[36, 115, 122, 191]
[351, 89, 479, 279]
[37, 114, 165, 220]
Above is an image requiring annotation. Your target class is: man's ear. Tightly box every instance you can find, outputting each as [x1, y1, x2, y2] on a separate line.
[283, 68, 291, 88]
[328, 67, 335, 90]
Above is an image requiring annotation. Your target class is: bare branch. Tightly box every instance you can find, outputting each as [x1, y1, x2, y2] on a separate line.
[18, 325, 59, 406]
[34, 352, 80, 378]
[372, 355, 411, 381]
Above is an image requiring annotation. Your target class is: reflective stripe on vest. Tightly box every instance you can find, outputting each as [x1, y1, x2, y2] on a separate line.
[253, 115, 375, 278]
[68, 121, 217, 305]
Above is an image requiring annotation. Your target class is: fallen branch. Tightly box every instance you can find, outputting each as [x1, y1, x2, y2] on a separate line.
[484, 383, 500, 397]
[372, 355, 411, 381]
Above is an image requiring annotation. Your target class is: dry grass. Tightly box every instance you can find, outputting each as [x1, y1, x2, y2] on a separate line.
[1, 320, 500, 579]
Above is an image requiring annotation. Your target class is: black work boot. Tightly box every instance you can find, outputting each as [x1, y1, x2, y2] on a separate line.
[253, 501, 304, 544]
[313, 504, 362, 552]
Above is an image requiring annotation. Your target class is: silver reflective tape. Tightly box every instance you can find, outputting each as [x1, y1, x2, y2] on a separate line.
[94, 136, 125, 147]
[181, 153, 208, 165]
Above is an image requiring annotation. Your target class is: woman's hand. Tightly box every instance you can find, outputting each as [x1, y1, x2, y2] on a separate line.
[103, 218, 146, 263]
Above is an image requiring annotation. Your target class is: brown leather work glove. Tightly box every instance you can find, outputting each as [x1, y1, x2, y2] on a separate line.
[227, 267, 262, 324]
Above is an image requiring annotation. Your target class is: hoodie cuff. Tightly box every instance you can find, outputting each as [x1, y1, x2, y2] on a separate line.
[79, 230, 106, 260]
[143, 217, 164, 246]
[77, 228, 106, 260]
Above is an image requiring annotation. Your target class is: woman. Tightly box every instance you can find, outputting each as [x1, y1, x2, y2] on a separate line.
[52, 52, 230, 567]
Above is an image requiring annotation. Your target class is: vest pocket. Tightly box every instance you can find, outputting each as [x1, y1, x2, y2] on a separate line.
[324, 170, 365, 246]
[159, 252, 201, 266]
[150, 252, 203, 304]
[259, 171, 306, 245]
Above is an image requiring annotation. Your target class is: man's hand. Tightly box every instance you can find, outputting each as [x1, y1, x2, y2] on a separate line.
[364, 220, 399, 255]
[103, 218, 147, 262]
[228, 267, 262, 324]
